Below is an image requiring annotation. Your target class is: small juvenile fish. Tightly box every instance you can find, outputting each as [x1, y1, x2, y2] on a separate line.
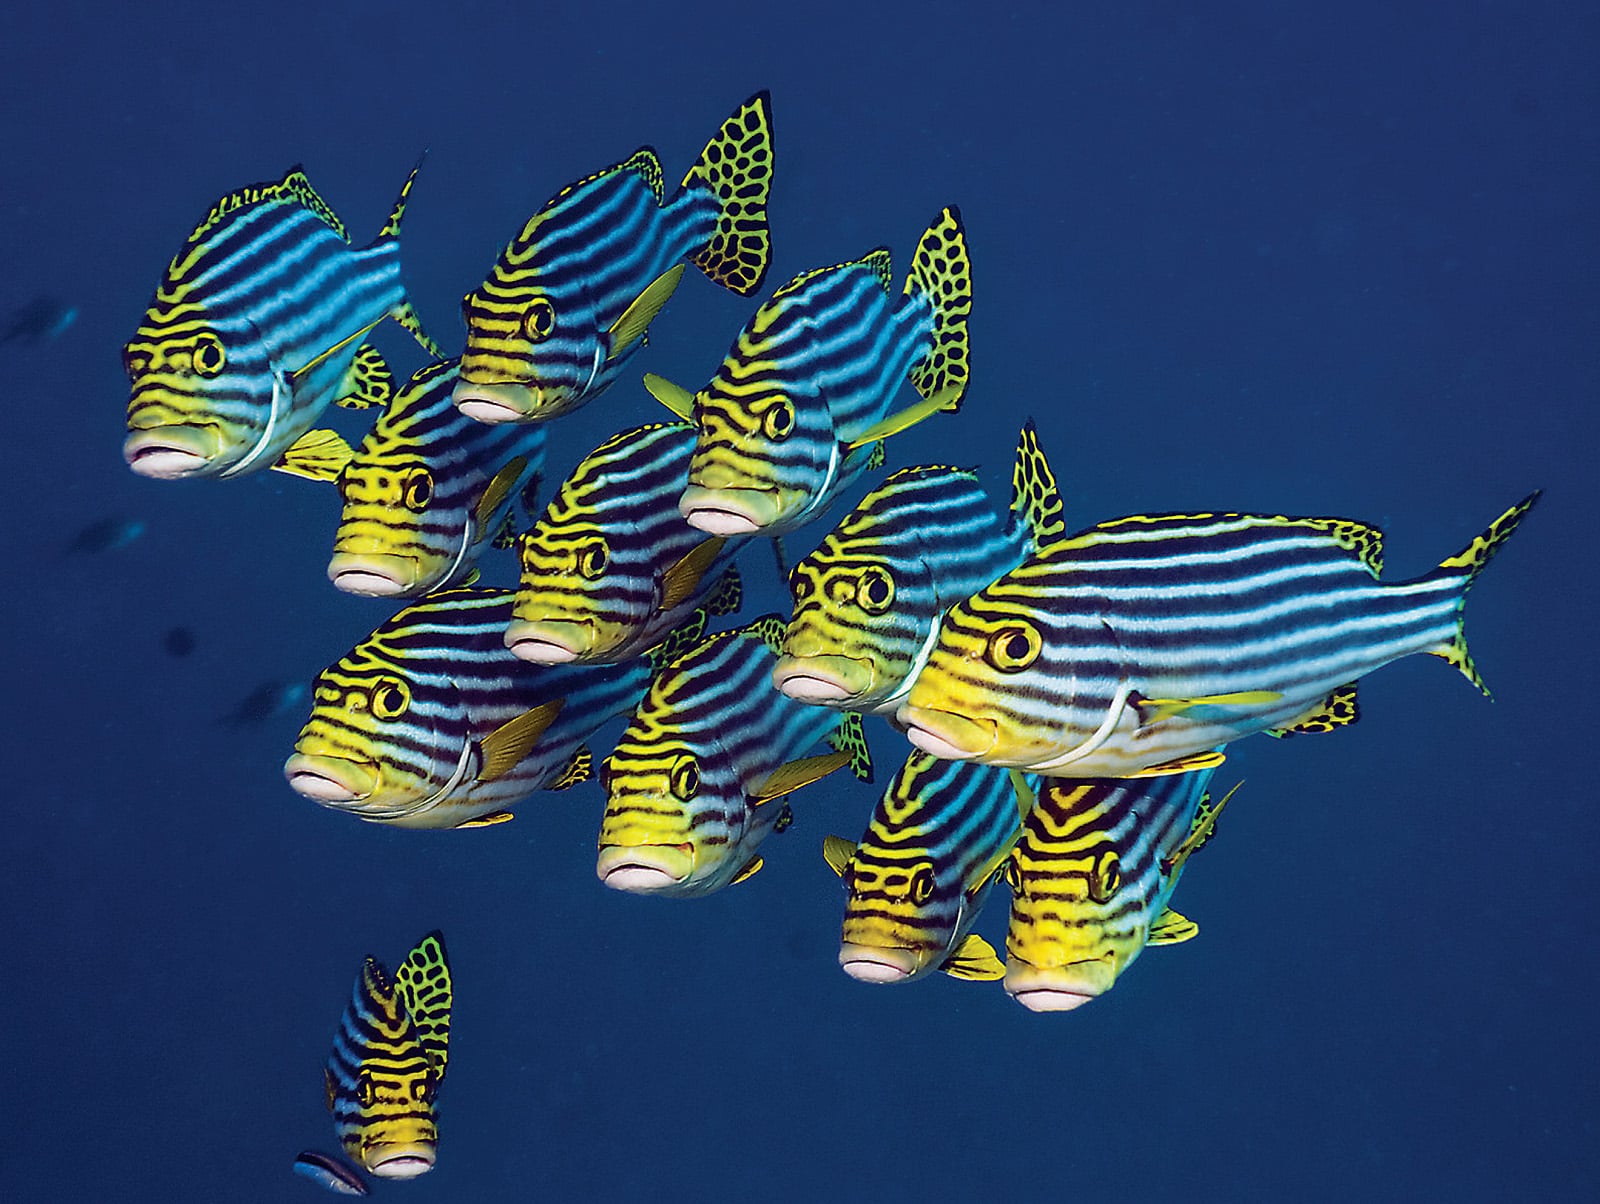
[1, 295, 77, 344]
[64, 516, 146, 555]
[276, 359, 545, 597]
[823, 752, 1035, 985]
[1004, 771, 1233, 1012]
[324, 931, 451, 1178]
[597, 615, 873, 897]
[219, 680, 307, 727]
[652, 206, 972, 538]
[454, 93, 775, 425]
[292, 1150, 370, 1195]
[123, 160, 437, 480]
[505, 420, 742, 664]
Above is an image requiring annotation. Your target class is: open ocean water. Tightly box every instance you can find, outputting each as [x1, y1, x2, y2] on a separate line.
[2, 2, 1593, 1200]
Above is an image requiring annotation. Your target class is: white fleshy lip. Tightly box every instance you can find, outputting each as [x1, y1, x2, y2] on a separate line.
[452, 380, 538, 423]
[123, 428, 224, 479]
[838, 943, 919, 984]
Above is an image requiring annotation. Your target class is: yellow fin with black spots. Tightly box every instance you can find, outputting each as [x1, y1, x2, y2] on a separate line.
[394, 930, 452, 1076]
[681, 91, 774, 296]
[828, 711, 873, 783]
[1268, 685, 1360, 737]
[904, 206, 972, 409]
[546, 744, 592, 791]
[332, 341, 394, 410]
[1010, 421, 1067, 549]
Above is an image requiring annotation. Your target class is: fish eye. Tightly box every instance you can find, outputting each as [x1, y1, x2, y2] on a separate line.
[857, 566, 895, 614]
[909, 864, 936, 906]
[522, 297, 557, 342]
[402, 468, 434, 511]
[669, 755, 700, 801]
[1004, 853, 1024, 895]
[1088, 850, 1122, 904]
[762, 399, 796, 441]
[577, 541, 608, 580]
[411, 1073, 435, 1103]
[192, 331, 226, 377]
[371, 677, 412, 720]
[985, 623, 1042, 672]
[356, 1071, 375, 1107]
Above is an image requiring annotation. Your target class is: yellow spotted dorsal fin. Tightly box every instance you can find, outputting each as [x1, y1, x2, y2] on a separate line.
[681, 92, 774, 296]
[941, 934, 1005, 981]
[552, 147, 664, 208]
[546, 744, 592, 791]
[1126, 749, 1228, 779]
[1268, 684, 1360, 737]
[455, 810, 515, 829]
[1136, 691, 1284, 724]
[772, 248, 892, 301]
[477, 699, 564, 781]
[844, 383, 963, 450]
[705, 565, 742, 616]
[474, 455, 529, 533]
[904, 206, 972, 408]
[273, 428, 354, 482]
[821, 834, 856, 878]
[729, 854, 764, 886]
[750, 751, 852, 804]
[394, 930, 452, 1077]
[828, 711, 873, 783]
[608, 264, 685, 360]
[659, 536, 728, 612]
[190, 165, 347, 246]
[1299, 515, 1385, 576]
[1148, 908, 1199, 946]
[642, 372, 695, 420]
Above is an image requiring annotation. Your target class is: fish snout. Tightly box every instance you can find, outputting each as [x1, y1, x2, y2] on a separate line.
[895, 705, 997, 762]
[122, 424, 225, 479]
[328, 552, 421, 597]
[771, 653, 873, 705]
[1003, 957, 1118, 1013]
[284, 753, 379, 804]
[596, 843, 694, 893]
[504, 617, 596, 664]
[363, 1141, 437, 1180]
[452, 379, 541, 424]
[838, 942, 925, 985]
[678, 484, 778, 536]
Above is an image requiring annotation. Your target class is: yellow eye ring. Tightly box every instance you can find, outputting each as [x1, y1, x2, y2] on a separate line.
[192, 331, 226, 377]
[402, 468, 434, 511]
[522, 298, 557, 342]
[577, 542, 608, 580]
[669, 755, 700, 801]
[762, 399, 796, 441]
[1087, 850, 1122, 904]
[371, 677, 412, 720]
[909, 865, 936, 906]
[985, 623, 1042, 672]
[857, 566, 895, 614]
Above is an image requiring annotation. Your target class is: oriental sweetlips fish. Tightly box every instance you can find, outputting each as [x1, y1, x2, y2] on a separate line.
[597, 615, 873, 897]
[284, 589, 709, 829]
[899, 437, 1540, 777]
[647, 206, 973, 538]
[276, 359, 546, 598]
[505, 421, 743, 665]
[324, 931, 452, 1179]
[454, 92, 775, 425]
[1003, 771, 1233, 1012]
[822, 752, 1036, 985]
[123, 160, 439, 480]
[775, 422, 1060, 714]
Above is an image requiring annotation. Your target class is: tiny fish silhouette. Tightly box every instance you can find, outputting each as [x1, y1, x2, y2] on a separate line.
[1, 296, 77, 344]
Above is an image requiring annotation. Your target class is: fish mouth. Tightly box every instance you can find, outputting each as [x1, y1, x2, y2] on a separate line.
[678, 485, 780, 536]
[123, 425, 227, 479]
[771, 653, 874, 705]
[504, 617, 596, 664]
[896, 705, 997, 761]
[328, 552, 421, 597]
[1003, 959, 1116, 1013]
[838, 942, 925, 984]
[363, 1143, 436, 1179]
[283, 753, 379, 804]
[596, 842, 694, 893]
[452, 379, 540, 424]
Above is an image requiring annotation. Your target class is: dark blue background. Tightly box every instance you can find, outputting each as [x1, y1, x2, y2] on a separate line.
[3, 2, 1592, 1200]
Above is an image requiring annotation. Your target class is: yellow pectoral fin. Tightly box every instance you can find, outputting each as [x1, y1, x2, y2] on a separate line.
[844, 384, 963, 449]
[750, 750, 852, 803]
[821, 834, 856, 878]
[1137, 690, 1284, 724]
[455, 810, 515, 829]
[659, 536, 727, 612]
[474, 455, 530, 533]
[1009, 769, 1037, 821]
[941, 934, 1005, 982]
[477, 699, 565, 781]
[642, 372, 695, 421]
[608, 264, 686, 359]
[1148, 907, 1199, 945]
[1126, 750, 1228, 779]
[729, 854, 764, 885]
[272, 428, 354, 481]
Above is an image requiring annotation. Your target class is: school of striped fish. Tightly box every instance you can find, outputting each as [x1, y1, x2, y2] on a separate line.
[119, 91, 1538, 1187]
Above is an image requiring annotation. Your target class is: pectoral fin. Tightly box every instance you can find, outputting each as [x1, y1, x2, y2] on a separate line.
[273, 428, 354, 481]
[642, 372, 695, 420]
[1148, 907, 1199, 945]
[608, 265, 685, 359]
[750, 750, 852, 803]
[821, 834, 856, 878]
[941, 934, 1005, 981]
[844, 384, 963, 449]
[1126, 749, 1228, 779]
[659, 536, 727, 611]
[455, 810, 515, 829]
[1162, 781, 1242, 878]
[1136, 690, 1284, 724]
[477, 699, 564, 781]
[729, 854, 764, 885]
[474, 455, 529, 534]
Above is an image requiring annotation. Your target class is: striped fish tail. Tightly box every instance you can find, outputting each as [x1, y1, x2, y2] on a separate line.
[1425, 490, 1541, 696]
[372, 155, 444, 358]
[904, 206, 973, 411]
[681, 91, 775, 296]
[828, 711, 874, 783]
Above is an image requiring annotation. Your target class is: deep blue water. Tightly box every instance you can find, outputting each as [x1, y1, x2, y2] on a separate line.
[3, 2, 1594, 1200]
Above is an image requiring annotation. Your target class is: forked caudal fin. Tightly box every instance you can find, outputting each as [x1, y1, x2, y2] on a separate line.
[682, 91, 775, 297]
[373, 154, 444, 358]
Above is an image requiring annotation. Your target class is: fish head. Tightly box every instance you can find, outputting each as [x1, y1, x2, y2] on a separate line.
[455, 272, 601, 422]
[836, 847, 964, 984]
[596, 738, 746, 896]
[505, 525, 644, 665]
[122, 315, 276, 478]
[327, 451, 455, 597]
[679, 379, 837, 536]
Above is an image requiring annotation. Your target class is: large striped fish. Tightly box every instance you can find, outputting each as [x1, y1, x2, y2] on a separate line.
[774, 423, 1059, 714]
[1004, 772, 1229, 1012]
[276, 359, 546, 597]
[645, 206, 973, 537]
[504, 421, 742, 664]
[899, 442, 1540, 777]
[284, 589, 704, 828]
[324, 931, 452, 1179]
[821, 752, 1035, 985]
[597, 615, 874, 897]
[123, 161, 438, 480]
[454, 93, 775, 425]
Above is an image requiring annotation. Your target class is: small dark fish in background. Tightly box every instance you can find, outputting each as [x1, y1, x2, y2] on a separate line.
[292, 1150, 370, 1196]
[1, 295, 77, 344]
[162, 627, 196, 657]
[219, 680, 307, 726]
[65, 516, 146, 556]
